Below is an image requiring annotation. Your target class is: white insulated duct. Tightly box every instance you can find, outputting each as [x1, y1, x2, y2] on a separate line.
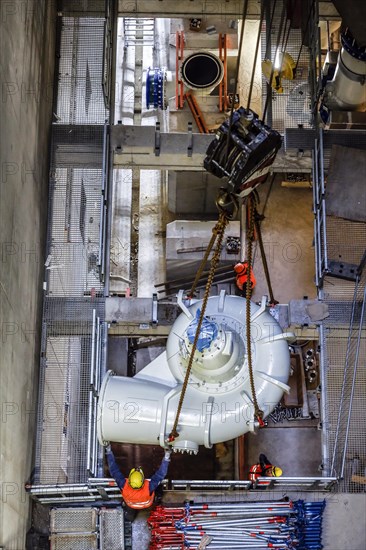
[97, 293, 294, 453]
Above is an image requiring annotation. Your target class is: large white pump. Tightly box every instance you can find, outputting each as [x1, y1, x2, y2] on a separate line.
[97, 292, 294, 453]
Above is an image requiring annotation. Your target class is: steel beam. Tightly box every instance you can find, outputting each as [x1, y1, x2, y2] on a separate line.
[118, 0, 261, 18]
[285, 128, 366, 152]
[111, 125, 312, 172]
[112, 124, 212, 169]
[106, 296, 179, 324]
[118, 1, 340, 19]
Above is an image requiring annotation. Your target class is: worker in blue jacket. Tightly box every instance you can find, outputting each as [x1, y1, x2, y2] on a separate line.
[105, 444, 171, 520]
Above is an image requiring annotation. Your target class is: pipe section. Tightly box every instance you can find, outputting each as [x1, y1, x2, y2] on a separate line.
[146, 52, 224, 110]
[180, 51, 224, 92]
[97, 293, 294, 452]
[322, 30, 366, 113]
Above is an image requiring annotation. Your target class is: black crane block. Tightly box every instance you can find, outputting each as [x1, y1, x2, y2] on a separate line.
[204, 107, 282, 197]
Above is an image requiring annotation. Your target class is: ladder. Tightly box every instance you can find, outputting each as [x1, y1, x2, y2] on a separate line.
[123, 18, 155, 46]
[185, 91, 209, 133]
[219, 33, 228, 111]
[176, 30, 185, 109]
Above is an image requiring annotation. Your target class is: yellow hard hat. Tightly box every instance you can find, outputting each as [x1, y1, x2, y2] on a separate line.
[128, 468, 144, 489]
[273, 466, 283, 477]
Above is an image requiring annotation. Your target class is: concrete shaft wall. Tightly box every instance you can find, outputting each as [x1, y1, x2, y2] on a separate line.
[0, 1, 56, 547]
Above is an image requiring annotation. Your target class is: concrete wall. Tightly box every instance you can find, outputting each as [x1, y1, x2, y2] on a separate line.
[168, 171, 223, 215]
[0, 1, 56, 547]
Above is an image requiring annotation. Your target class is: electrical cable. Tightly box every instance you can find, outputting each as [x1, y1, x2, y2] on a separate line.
[247, 3, 265, 110]
[262, 2, 287, 122]
[294, 0, 316, 71]
[252, 173, 275, 265]
[264, 0, 278, 60]
[223, 0, 249, 166]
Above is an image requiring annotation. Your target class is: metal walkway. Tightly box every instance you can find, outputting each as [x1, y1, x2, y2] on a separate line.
[49, 507, 125, 550]
[313, 130, 366, 491]
[33, 4, 113, 487]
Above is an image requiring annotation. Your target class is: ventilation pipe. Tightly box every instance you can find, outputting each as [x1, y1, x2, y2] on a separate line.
[97, 292, 294, 453]
[322, 29, 366, 117]
[146, 52, 224, 110]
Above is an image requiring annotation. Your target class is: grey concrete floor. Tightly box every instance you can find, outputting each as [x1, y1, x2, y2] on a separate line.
[251, 175, 316, 304]
[0, 1, 56, 547]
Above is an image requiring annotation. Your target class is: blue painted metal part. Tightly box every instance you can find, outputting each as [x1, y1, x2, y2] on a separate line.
[186, 309, 218, 352]
[146, 67, 165, 109]
[341, 29, 366, 61]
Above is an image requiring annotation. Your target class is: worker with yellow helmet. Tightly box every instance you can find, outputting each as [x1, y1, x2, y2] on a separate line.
[105, 443, 171, 515]
[249, 453, 283, 483]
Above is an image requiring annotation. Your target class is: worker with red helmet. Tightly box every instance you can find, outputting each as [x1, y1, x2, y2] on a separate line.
[234, 261, 256, 297]
[249, 453, 283, 483]
[105, 444, 171, 519]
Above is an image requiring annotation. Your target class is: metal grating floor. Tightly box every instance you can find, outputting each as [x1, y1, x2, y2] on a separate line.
[325, 217, 366, 267]
[50, 507, 98, 533]
[34, 6, 109, 485]
[49, 507, 125, 550]
[321, 321, 366, 487]
[261, 0, 312, 133]
[320, 214, 366, 490]
[46, 168, 104, 297]
[50, 535, 98, 550]
[100, 508, 125, 549]
[36, 334, 91, 483]
[57, 17, 108, 124]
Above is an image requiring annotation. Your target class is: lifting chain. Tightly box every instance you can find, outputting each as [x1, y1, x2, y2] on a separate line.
[245, 195, 264, 424]
[253, 208, 278, 307]
[168, 212, 229, 442]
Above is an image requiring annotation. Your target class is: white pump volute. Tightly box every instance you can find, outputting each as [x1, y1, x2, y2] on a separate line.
[97, 293, 294, 453]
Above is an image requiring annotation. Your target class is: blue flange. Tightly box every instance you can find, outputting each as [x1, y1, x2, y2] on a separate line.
[341, 28, 366, 61]
[146, 67, 165, 109]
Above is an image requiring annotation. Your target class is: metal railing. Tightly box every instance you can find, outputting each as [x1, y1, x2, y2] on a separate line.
[170, 477, 337, 492]
[98, 120, 110, 284]
[26, 476, 337, 504]
[86, 311, 108, 478]
[330, 281, 366, 479]
[313, 128, 328, 288]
